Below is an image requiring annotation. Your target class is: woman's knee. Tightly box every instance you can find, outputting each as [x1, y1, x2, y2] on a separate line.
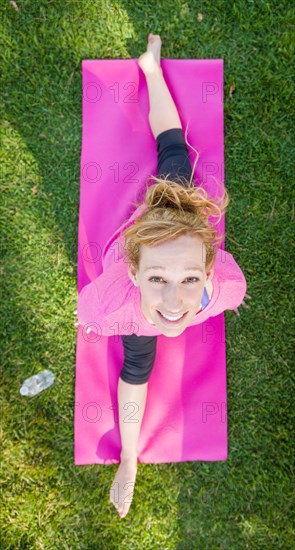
[119, 367, 152, 385]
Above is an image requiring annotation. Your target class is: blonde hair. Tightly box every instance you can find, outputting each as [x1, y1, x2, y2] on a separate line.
[121, 123, 230, 272]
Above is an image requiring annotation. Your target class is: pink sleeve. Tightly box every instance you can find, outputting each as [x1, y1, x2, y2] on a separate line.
[214, 250, 248, 312]
[219, 277, 247, 310]
[77, 279, 102, 328]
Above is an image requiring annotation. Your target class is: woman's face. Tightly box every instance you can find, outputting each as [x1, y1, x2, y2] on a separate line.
[128, 234, 214, 337]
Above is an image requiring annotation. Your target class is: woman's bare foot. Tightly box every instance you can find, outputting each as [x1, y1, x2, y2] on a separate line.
[138, 33, 162, 76]
[109, 456, 138, 518]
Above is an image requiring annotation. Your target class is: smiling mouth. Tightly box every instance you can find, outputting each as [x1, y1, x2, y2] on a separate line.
[157, 310, 188, 324]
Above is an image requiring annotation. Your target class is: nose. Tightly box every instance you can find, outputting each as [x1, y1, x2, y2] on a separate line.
[163, 286, 183, 313]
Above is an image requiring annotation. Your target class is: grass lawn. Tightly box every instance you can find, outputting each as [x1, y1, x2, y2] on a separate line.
[1, 0, 294, 548]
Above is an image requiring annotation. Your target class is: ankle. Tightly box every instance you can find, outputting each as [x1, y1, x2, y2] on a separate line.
[145, 64, 162, 79]
[120, 450, 138, 462]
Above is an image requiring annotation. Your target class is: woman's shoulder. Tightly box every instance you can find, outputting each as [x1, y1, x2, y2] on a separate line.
[214, 248, 246, 281]
[212, 248, 247, 311]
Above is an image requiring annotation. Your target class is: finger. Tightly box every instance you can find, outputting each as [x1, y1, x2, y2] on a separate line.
[245, 293, 252, 300]
[74, 322, 79, 327]
[74, 310, 77, 315]
[234, 308, 240, 316]
[241, 300, 250, 309]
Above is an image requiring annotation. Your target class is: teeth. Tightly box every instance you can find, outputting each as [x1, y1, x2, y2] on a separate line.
[160, 312, 184, 321]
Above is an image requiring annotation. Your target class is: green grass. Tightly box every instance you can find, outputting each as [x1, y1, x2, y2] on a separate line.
[1, 0, 294, 548]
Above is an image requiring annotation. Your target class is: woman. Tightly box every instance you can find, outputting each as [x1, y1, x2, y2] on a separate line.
[77, 33, 252, 518]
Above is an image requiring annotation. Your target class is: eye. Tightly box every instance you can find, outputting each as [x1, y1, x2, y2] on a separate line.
[149, 277, 200, 284]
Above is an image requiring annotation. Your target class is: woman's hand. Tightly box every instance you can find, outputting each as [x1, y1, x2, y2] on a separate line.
[73, 310, 94, 333]
[233, 293, 252, 316]
[73, 310, 80, 327]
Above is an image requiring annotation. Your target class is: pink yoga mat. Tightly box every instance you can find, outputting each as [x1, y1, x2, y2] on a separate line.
[74, 58, 227, 465]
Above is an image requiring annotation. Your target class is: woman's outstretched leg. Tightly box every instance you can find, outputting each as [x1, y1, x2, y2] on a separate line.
[138, 33, 182, 139]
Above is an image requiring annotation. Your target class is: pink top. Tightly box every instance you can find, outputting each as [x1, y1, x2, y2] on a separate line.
[77, 204, 247, 336]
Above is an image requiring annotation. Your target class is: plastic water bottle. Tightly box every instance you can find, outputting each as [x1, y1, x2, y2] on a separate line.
[20, 369, 55, 397]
